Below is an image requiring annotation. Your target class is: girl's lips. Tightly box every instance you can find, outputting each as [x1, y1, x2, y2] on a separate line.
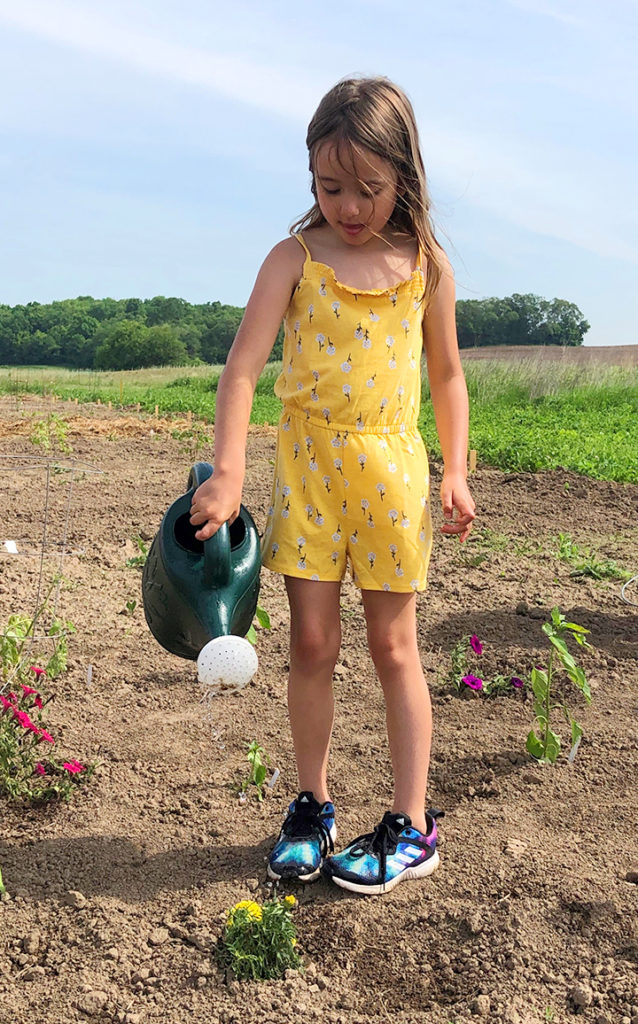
[341, 223, 364, 235]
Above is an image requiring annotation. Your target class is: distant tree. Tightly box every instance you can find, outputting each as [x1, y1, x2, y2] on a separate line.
[94, 321, 188, 370]
[456, 293, 588, 347]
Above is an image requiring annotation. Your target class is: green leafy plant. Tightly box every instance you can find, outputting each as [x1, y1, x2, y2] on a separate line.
[526, 607, 592, 764]
[554, 532, 630, 581]
[246, 605, 271, 646]
[238, 741, 269, 801]
[125, 599, 137, 616]
[125, 535, 148, 568]
[0, 865, 6, 895]
[217, 895, 300, 980]
[28, 412, 72, 455]
[171, 422, 213, 464]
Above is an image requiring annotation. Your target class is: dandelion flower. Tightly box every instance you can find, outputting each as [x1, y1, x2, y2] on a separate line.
[284, 895, 296, 907]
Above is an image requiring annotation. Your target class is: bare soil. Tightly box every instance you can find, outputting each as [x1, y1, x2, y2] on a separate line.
[1, 403, 638, 1024]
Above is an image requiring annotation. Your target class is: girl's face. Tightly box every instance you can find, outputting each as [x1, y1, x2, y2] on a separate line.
[313, 139, 399, 247]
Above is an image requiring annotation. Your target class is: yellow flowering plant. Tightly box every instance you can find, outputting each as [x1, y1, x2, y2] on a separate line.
[218, 894, 301, 981]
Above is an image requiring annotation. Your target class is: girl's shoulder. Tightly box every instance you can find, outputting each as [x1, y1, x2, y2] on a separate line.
[260, 236, 306, 291]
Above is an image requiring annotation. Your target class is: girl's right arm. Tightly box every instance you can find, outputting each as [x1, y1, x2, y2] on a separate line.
[189, 238, 301, 541]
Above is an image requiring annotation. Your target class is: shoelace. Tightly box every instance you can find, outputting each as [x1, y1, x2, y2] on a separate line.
[283, 802, 334, 855]
[349, 819, 402, 885]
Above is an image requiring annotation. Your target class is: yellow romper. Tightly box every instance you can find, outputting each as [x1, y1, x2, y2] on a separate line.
[260, 233, 433, 592]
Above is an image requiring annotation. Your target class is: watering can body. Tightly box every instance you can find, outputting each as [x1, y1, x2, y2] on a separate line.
[142, 462, 261, 660]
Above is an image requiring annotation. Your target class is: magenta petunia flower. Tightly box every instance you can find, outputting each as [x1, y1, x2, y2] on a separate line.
[13, 709, 38, 731]
[0, 694, 16, 712]
[37, 729, 55, 744]
[62, 761, 85, 774]
[462, 674, 483, 691]
[34, 763, 46, 776]
[21, 683, 39, 696]
[469, 635, 483, 656]
[29, 666, 46, 678]
[511, 676, 525, 689]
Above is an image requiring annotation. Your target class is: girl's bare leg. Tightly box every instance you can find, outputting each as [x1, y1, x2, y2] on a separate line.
[284, 577, 342, 804]
[361, 589, 431, 833]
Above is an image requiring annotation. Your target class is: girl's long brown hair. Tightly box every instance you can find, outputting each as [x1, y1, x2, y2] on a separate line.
[290, 76, 444, 308]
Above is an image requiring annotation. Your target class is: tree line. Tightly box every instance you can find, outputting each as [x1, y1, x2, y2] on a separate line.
[0, 292, 588, 370]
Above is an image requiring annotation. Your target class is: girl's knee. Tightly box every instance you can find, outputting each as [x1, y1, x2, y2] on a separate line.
[367, 629, 418, 675]
[290, 625, 341, 670]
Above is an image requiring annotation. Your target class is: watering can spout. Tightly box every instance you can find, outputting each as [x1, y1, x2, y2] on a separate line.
[142, 462, 261, 660]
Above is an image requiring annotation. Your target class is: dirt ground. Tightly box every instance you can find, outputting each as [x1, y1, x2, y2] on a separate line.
[1, 402, 637, 1024]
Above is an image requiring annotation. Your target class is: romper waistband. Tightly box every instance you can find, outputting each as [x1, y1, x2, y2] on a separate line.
[281, 404, 420, 435]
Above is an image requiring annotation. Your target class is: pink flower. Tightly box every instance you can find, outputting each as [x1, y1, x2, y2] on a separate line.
[37, 729, 55, 744]
[1, 694, 16, 712]
[34, 763, 46, 776]
[13, 709, 39, 732]
[462, 674, 483, 691]
[29, 666, 46, 678]
[34, 696, 44, 709]
[511, 676, 525, 689]
[21, 683, 39, 696]
[62, 760, 85, 774]
[469, 634, 483, 656]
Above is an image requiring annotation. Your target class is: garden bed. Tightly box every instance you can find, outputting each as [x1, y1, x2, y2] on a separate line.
[1, 414, 637, 1024]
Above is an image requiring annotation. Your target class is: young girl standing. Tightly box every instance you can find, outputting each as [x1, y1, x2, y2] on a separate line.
[189, 76, 475, 895]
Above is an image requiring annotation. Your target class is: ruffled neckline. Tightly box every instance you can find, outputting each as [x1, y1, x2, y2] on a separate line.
[303, 254, 424, 297]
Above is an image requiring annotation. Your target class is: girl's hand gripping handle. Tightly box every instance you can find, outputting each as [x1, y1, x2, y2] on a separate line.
[189, 471, 243, 542]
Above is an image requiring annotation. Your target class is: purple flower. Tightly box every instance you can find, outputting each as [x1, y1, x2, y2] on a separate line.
[511, 676, 525, 689]
[462, 674, 483, 691]
[469, 634, 483, 656]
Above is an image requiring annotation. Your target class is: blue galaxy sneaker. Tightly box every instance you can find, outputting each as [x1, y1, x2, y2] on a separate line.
[267, 791, 336, 883]
[322, 809, 442, 895]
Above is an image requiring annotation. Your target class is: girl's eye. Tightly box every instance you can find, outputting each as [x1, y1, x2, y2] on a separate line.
[323, 188, 339, 195]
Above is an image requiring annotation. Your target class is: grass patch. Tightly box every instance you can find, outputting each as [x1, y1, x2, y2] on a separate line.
[2, 358, 637, 483]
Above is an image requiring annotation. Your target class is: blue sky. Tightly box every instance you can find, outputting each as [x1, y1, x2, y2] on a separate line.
[0, 0, 636, 346]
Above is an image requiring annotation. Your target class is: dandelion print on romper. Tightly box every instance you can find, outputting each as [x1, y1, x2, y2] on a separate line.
[260, 233, 433, 592]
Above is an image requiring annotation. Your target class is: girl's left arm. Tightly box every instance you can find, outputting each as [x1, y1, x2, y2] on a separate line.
[423, 252, 475, 543]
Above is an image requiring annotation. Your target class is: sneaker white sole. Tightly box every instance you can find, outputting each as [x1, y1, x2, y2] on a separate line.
[266, 863, 321, 883]
[267, 823, 337, 884]
[328, 850, 440, 895]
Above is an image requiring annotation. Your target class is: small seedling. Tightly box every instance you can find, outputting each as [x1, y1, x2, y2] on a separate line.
[125, 536, 148, 568]
[0, 866, 6, 895]
[217, 895, 300, 981]
[554, 532, 630, 581]
[526, 607, 592, 764]
[125, 599, 137, 616]
[28, 412, 72, 456]
[238, 741, 269, 801]
[171, 423, 213, 464]
[246, 605, 271, 646]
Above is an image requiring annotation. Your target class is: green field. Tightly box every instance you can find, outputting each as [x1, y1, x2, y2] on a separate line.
[1, 360, 637, 483]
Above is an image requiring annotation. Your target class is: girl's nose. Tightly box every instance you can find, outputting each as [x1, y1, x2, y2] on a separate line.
[340, 194, 360, 218]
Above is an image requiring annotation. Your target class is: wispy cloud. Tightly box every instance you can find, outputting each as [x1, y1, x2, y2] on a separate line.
[0, 0, 319, 121]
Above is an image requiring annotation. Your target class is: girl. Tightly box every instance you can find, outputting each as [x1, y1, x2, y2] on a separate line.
[189, 76, 475, 895]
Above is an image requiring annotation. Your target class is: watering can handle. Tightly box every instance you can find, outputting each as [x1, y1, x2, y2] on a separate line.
[187, 462, 232, 588]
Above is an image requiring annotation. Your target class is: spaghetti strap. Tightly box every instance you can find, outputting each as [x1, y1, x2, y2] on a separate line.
[294, 232, 312, 260]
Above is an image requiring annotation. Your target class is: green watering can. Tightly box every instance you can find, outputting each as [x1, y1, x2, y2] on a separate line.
[142, 462, 261, 693]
